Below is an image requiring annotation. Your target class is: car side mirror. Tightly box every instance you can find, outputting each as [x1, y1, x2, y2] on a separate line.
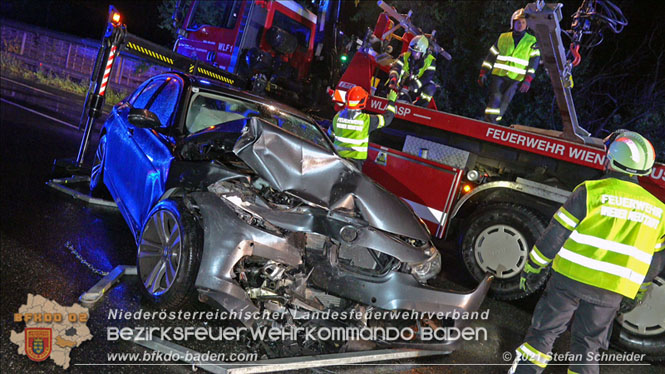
[128, 108, 162, 129]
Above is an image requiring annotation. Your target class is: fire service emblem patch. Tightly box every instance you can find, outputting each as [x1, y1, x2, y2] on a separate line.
[25, 328, 52, 362]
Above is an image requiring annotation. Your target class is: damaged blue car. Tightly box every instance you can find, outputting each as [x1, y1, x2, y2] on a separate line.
[90, 72, 491, 353]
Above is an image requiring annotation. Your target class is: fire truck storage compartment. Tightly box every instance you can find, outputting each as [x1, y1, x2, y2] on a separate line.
[371, 117, 603, 190]
[402, 135, 470, 170]
[363, 145, 464, 239]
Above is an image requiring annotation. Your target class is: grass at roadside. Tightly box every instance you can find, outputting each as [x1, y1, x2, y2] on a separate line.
[1, 47, 129, 106]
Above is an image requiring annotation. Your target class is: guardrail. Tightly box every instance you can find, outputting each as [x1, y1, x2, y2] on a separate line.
[1, 18, 169, 93]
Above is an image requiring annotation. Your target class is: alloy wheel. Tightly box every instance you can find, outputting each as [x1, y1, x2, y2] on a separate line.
[138, 210, 182, 296]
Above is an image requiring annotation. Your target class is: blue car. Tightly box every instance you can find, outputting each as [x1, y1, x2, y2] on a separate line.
[90, 72, 490, 351]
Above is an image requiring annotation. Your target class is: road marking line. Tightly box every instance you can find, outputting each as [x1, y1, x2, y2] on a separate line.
[0, 98, 78, 130]
[74, 363, 651, 366]
[0, 76, 61, 97]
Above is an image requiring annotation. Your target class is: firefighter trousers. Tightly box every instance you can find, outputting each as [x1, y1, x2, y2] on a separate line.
[510, 275, 621, 374]
[399, 80, 436, 107]
[413, 82, 437, 107]
[484, 75, 519, 123]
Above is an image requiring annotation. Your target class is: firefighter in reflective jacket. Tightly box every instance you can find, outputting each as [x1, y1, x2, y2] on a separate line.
[330, 86, 396, 169]
[479, 8, 540, 123]
[509, 131, 665, 374]
[388, 35, 436, 107]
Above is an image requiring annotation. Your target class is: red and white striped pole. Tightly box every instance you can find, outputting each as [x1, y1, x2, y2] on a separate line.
[75, 7, 124, 167]
[98, 45, 117, 97]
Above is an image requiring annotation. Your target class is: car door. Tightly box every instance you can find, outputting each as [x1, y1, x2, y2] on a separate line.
[105, 76, 181, 237]
[132, 77, 182, 229]
[105, 77, 165, 234]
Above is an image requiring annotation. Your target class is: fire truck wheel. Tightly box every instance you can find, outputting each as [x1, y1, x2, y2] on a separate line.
[460, 203, 547, 300]
[137, 198, 203, 309]
[89, 134, 108, 197]
[611, 276, 665, 362]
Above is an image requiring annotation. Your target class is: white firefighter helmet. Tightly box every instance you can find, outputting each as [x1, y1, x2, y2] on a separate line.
[409, 35, 429, 54]
[604, 130, 655, 176]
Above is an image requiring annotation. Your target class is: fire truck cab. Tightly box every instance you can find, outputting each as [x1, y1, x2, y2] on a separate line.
[173, 0, 321, 100]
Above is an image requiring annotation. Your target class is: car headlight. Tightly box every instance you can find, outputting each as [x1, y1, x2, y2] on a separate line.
[410, 247, 441, 283]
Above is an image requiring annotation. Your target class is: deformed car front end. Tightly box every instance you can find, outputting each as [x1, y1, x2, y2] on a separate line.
[168, 117, 491, 351]
[96, 73, 491, 354]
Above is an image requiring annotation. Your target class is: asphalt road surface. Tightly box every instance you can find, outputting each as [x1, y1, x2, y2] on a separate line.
[0, 77, 659, 373]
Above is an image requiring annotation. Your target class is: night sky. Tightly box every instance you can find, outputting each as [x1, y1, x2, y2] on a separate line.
[2, 0, 663, 54]
[1, 0, 174, 46]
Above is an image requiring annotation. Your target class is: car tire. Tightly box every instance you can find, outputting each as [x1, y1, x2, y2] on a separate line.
[137, 198, 203, 309]
[460, 203, 548, 300]
[89, 134, 108, 197]
[612, 276, 665, 362]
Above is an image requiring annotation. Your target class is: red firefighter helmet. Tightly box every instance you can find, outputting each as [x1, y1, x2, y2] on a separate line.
[346, 86, 368, 110]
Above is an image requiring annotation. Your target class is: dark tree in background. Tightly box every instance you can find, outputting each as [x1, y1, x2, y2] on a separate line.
[157, 0, 222, 39]
[346, 0, 664, 160]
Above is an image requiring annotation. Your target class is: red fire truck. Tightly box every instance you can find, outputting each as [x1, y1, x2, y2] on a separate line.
[331, 1, 665, 359]
[172, 0, 338, 104]
[333, 0, 665, 297]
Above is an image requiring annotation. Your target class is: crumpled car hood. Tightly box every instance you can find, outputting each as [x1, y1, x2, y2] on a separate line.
[233, 117, 429, 241]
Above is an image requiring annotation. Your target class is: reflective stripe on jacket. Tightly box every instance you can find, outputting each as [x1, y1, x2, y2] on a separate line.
[551, 178, 665, 298]
[332, 103, 395, 160]
[491, 32, 538, 81]
[332, 110, 370, 160]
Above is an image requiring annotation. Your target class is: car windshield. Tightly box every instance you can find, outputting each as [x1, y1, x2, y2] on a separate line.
[186, 92, 332, 152]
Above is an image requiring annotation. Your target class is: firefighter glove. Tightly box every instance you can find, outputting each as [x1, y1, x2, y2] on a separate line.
[636, 281, 651, 303]
[478, 71, 487, 87]
[387, 90, 397, 102]
[619, 281, 651, 313]
[388, 75, 398, 90]
[519, 259, 544, 293]
[619, 297, 638, 314]
[406, 79, 419, 93]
